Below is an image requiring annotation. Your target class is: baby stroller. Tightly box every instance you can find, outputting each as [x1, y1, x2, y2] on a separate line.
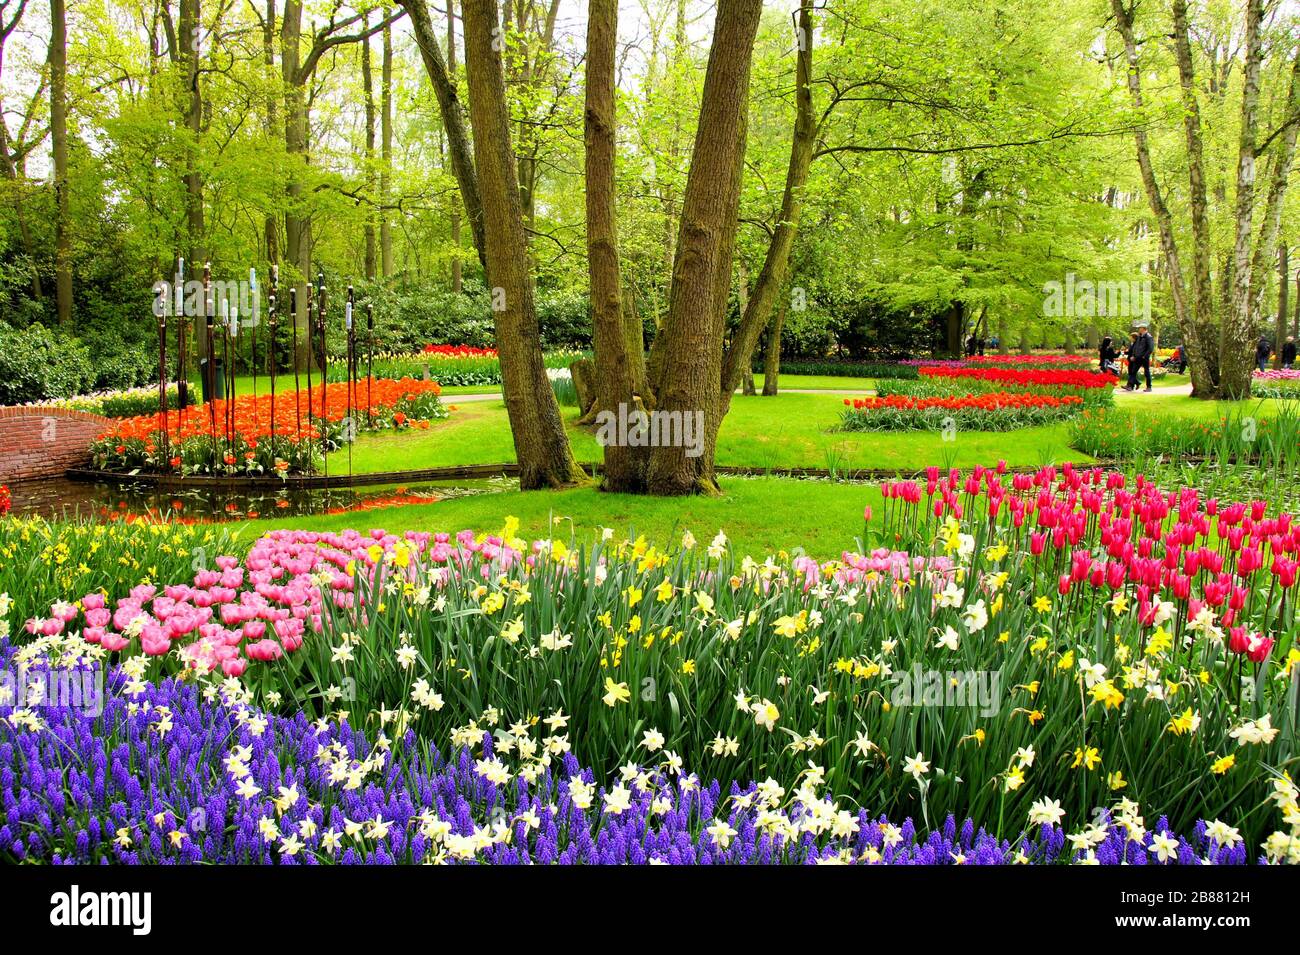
[1160, 346, 1187, 374]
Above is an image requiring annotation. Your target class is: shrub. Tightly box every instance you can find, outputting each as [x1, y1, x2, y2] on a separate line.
[0, 323, 94, 404]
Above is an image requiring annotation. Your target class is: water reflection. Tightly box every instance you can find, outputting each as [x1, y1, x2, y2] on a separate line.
[6, 475, 514, 522]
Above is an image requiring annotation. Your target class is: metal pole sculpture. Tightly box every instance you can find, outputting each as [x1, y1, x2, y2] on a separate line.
[305, 282, 315, 475]
[291, 285, 302, 448]
[204, 262, 218, 467]
[225, 298, 237, 455]
[317, 271, 328, 480]
[176, 257, 188, 429]
[366, 302, 374, 429]
[154, 281, 169, 465]
[269, 266, 278, 464]
[249, 267, 259, 404]
[346, 285, 355, 477]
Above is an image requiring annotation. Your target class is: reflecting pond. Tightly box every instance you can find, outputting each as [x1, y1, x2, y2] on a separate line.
[6, 475, 515, 522]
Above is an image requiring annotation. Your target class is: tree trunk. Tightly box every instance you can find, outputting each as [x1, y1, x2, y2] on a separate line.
[761, 294, 788, 395]
[281, 0, 311, 370]
[646, 0, 763, 496]
[380, 16, 394, 278]
[1220, 0, 1266, 400]
[263, 0, 279, 269]
[1171, 0, 1216, 382]
[401, 0, 485, 269]
[1276, 244, 1290, 370]
[1295, 268, 1300, 341]
[362, 16, 377, 281]
[180, 0, 205, 270]
[945, 301, 965, 356]
[1110, 0, 1210, 394]
[738, 267, 756, 396]
[446, 0, 461, 291]
[0, 43, 41, 300]
[719, 0, 815, 412]
[50, 0, 72, 325]
[461, 0, 583, 490]
[1252, 42, 1300, 370]
[583, 0, 646, 490]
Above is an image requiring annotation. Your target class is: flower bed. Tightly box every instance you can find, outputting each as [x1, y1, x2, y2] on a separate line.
[0, 634, 1265, 864]
[902, 355, 1094, 369]
[839, 392, 1084, 431]
[1068, 405, 1300, 471]
[913, 365, 1116, 409]
[88, 378, 446, 476]
[335, 349, 585, 388]
[10, 465, 1299, 857]
[1253, 369, 1300, 399]
[421, 344, 498, 358]
[2, 383, 192, 419]
[0, 516, 243, 623]
[918, 365, 1115, 390]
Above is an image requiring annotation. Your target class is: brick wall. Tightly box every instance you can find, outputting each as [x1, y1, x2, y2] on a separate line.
[0, 407, 112, 484]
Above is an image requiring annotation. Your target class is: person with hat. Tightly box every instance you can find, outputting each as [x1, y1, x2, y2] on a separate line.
[1126, 323, 1154, 392]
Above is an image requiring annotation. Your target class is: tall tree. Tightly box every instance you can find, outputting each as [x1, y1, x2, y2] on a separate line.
[1220, 0, 1267, 399]
[50, 0, 72, 325]
[0, 0, 42, 300]
[1112, 0, 1300, 399]
[720, 0, 816, 405]
[584, 0, 643, 491]
[646, 0, 763, 496]
[399, 0, 485, 267]
[180, 0, 205, 269]
[362, 13, 377, 280]
[380, 10, 394, 277]
[461, 0, 582, 489]
[446, 0, 461, 292]
[261, 0, 280, 268]
[281, 2, 401, 369]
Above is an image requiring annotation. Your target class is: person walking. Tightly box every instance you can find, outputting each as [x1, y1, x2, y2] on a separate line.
[1126, 324, 1154, 392]
[1256, 336, 1272, 373]
[1283, 336, 1297, 370]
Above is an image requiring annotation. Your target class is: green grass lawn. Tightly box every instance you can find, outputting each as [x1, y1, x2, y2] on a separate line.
[207, 370, 1292, 480]
[225, 385, 1300, 559]
[241, 476, 881, 559]
[344, 391, 1085, 474]
[763, 374, 877, 392]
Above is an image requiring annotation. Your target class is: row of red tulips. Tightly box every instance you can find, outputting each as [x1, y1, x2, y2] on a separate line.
[839, 392, 1084, 432]
[878, 462, 1299, 649]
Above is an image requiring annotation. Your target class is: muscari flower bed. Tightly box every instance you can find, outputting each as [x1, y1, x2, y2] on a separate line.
[0, 637, 1266, 864]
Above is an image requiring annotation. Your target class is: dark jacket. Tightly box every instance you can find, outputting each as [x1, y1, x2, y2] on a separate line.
[1099, 338, 1119, 364]
[1284, 341, 1297, 364]
[1257, 339, 1273, 361]
[1129, 332, 1154, 362]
